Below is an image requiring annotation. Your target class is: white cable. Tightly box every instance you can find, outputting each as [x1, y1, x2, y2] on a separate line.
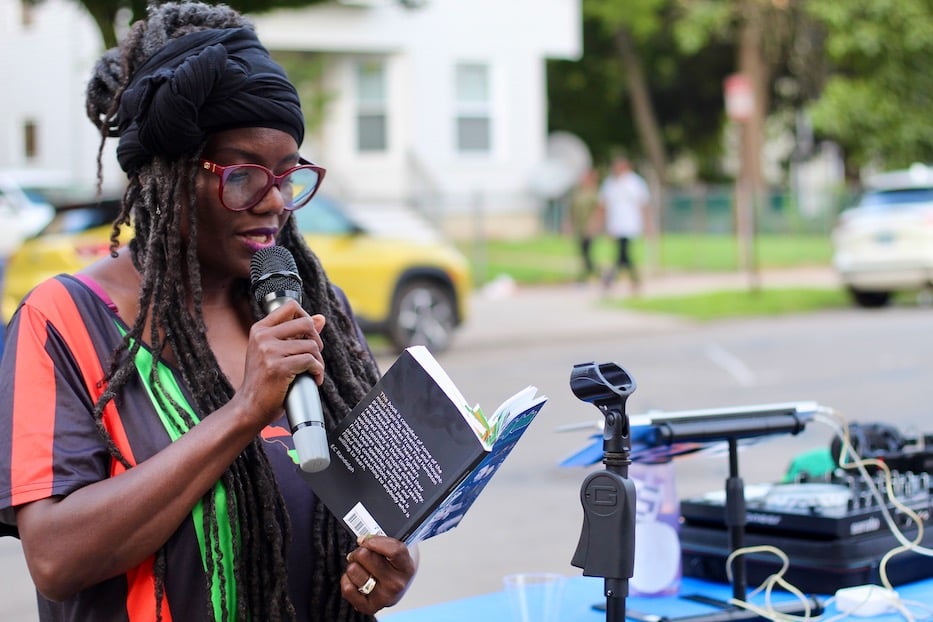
[724, 545, 818, 622]
[900, 597, 933, 620]
[814, 409, 933, 567]
[706, 406, 932, 622]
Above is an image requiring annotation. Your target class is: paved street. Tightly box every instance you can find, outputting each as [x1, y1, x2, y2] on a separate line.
[447, 265, 840, 352]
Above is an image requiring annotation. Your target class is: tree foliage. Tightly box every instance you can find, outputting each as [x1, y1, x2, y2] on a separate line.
[804, 0, 933, 170]
[271, 50, 333, 137]
[548, 0, 734, 180]
[550, 0, 933, 182]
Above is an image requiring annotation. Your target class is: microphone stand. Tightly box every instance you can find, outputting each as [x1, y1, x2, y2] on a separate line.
[569, 366, 826, 622]
[569, 362, 637, 622]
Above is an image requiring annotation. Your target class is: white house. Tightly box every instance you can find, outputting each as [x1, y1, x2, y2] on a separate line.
[0, 0, 581, 237]
[0, 0, 121, 195]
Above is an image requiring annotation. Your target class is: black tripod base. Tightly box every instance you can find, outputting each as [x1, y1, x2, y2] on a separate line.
[591, 594, 824, 622]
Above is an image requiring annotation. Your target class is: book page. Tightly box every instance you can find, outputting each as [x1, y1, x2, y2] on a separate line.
[406, 345, 490, 441]
[407, 394, 548, 544]
[488, 386, 548, 443]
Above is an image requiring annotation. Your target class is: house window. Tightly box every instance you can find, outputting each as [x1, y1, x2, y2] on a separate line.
[24, 120, 37, 159]
[455, 63, 491, 153]
[356, 60, 387, 152]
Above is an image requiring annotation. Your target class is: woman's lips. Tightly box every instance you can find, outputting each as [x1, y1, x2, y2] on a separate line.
[239, 228, 278, 251]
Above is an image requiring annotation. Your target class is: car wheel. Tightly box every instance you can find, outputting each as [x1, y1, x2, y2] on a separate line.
[387, 279, 457, 354]
[848, 287, 892, 308]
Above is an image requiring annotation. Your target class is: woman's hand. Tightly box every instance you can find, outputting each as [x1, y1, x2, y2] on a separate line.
[234, 298, 326, 428]
[342, 535, 418, 614]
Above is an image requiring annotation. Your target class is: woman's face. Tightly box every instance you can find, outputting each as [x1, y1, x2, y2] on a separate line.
[195, 126, 301, 287]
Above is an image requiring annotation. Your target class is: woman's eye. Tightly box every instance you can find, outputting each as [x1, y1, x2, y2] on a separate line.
[226, 169, 252, 185]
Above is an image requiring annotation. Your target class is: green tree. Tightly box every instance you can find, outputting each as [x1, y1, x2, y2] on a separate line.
[675, 1, 802, 186]
[804, 0, 933, 170]
[581, 0, 669, 184]
[547, 0, 735, 181]
[271, 50, 333, 137]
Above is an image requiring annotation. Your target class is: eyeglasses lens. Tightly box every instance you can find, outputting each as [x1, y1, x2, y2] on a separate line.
[222, 165, 320, 211]
[286, 167, 321, 209]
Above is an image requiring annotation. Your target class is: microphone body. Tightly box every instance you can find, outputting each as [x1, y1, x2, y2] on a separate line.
[285, 375, 330, 473]
[251, 247, 330, 473]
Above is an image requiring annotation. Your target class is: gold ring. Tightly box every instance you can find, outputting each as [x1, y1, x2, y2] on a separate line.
[358, 576, 376, 595]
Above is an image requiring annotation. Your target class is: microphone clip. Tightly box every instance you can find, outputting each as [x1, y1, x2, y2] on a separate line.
[569, 361, 638, 621]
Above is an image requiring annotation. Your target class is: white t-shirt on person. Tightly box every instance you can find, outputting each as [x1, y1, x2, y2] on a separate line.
[599, 171, 650, 238]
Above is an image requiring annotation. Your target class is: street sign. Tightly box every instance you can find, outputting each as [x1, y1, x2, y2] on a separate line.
[724, 73, 754, 123]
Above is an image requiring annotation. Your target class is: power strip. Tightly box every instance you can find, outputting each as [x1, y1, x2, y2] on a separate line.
[834, 585, 900, 617]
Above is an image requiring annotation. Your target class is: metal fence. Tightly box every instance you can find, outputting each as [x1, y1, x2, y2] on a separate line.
[660, 185, 852, 236]
[540, 184, 854, 237]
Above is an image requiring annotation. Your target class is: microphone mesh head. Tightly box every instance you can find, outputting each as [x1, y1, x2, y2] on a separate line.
[250, 246, 303, 305]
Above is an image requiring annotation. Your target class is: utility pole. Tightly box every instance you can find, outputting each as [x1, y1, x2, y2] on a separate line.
[726, 1, 767, 292]
[725, 73, 757, 290]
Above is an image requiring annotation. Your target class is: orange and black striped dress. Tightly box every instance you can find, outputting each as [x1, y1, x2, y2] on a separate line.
[0, 275, 319, 621]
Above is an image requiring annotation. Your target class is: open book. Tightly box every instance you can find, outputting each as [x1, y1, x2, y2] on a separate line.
[301, 345, 548, 545]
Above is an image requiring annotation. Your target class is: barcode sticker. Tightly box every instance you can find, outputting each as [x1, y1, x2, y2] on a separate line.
[343, 503, 387, 539]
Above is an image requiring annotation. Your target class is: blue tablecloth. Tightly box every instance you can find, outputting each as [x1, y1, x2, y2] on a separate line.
[380, 576, 933, 622]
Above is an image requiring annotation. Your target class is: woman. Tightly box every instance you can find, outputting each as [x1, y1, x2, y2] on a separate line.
[0, 2, 416, 620]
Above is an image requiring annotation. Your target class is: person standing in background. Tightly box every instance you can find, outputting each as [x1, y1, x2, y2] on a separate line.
[598, 153, 651, 294]
[567, 167, 602, 282]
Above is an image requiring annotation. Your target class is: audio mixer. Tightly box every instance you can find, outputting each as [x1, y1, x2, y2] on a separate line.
[679, 471, 933, 593]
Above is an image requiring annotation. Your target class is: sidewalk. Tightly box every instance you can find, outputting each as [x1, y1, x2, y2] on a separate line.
[452, 266, 840, 350]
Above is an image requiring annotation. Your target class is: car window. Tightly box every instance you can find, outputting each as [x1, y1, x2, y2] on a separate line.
[21, 187, 57, 207]
[40, 201, 122, 235]
[857, 187, 933, 210]
[291, 195, 358, 234]
[22, 184, 101, 208]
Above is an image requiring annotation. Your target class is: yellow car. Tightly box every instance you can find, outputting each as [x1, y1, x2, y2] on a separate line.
[2, 195, 471, 353]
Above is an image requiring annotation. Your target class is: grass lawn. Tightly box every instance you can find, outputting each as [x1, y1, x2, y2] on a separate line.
[610, 287, 852, 321]
[460, 233, 833, 286]
[458, 232, 847, 320]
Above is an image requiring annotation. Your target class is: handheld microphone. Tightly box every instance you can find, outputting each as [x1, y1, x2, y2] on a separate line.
[250, 246, 330, 473]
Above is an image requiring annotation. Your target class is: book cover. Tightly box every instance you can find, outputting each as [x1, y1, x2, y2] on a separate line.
[301, 345, 547, 545]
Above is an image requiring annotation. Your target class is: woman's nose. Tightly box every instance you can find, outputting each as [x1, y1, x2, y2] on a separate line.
[251, 183, 288, 214]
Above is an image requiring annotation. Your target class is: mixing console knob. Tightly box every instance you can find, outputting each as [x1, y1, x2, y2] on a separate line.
[892, 474, 905, 499]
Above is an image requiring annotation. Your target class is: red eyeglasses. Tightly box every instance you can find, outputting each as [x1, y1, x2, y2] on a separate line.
[200, 159, 326, 212]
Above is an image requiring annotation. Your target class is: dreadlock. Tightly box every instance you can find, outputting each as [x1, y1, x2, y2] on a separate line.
[85, 2, 382, 620]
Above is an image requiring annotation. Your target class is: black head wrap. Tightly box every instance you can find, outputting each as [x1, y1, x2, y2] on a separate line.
[116, 27, 304, 173]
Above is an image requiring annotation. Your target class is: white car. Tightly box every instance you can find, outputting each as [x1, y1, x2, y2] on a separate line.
[831, 163, 933, 307]
[0, 169, 66, 258]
